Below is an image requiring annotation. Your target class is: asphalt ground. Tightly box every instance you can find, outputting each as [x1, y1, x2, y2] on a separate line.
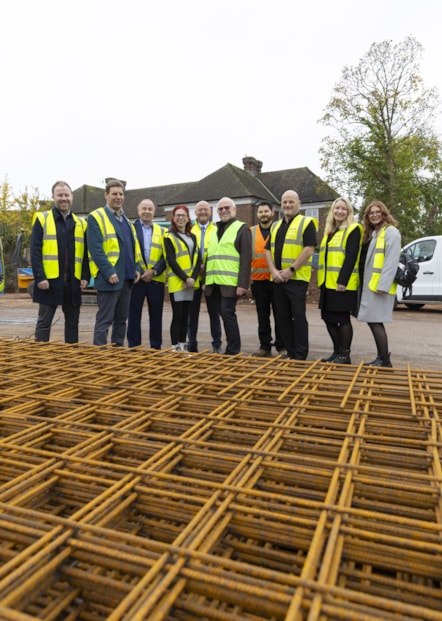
[0, 293, 441, 370]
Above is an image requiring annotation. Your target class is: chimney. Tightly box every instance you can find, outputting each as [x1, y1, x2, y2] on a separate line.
[242, 156, 263, 177]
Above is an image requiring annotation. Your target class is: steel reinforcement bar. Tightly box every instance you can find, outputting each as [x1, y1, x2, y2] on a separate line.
[0, 338, 441, 620]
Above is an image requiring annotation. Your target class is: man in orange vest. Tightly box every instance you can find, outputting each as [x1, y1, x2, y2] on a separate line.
[250, 201, 285, 357]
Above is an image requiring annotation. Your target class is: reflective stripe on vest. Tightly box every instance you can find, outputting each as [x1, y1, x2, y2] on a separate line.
[317, 223, 362, 290]
[34, 210, 86, 280]
[250, 225, 270, 281]
[369, 225, 397, 294]
[205, 220, 243, 286]
[164, 231, 198, 293]
[270, 216, 318, 282]
[88, 208, 142, 278]
[192, 222, 215, 286]
[141, 223, 166, 283]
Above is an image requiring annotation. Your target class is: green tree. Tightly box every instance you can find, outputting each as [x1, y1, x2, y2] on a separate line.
[319, 36, 442, 243]
[0, 179, 46, 291]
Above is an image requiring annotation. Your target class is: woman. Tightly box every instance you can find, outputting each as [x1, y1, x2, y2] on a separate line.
[317, 197, 362, 364]
[163, 205, 201, 352]
[357, 200, 401, 367]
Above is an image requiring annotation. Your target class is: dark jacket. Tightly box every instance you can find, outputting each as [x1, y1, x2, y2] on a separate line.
[87, 207, 142, 292]
[30, 206, 90, 307]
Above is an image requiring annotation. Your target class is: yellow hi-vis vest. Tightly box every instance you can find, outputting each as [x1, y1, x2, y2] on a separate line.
[88, 208, 142, 278]
[317, 223, 362, 290]
[269, 215, 318, 282]
[369, 225, 397, 294]
[140, 223, 166, 283]
[191, 221, 215, 286]
[250, 225, 270, 281]
[163, 231, 198, 293]
[33, 210, 86, 280]
[205, 220, 243, 286]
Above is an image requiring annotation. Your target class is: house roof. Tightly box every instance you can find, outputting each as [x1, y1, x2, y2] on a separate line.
[162, 163, 278, 207]
[71, 158, 337, 219]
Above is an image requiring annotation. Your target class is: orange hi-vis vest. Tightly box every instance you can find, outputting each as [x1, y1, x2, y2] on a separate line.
[250, 225, 270, 281]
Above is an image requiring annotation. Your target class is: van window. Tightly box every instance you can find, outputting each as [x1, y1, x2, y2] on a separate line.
[408, 239, 436, 263]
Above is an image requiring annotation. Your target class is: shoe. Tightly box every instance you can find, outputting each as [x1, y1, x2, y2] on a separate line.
[321, 351, 338, 362]
[170, 345, 180, 352]
[277, 349, 287, 357]
[334, 349, 351, 364]
[212, 347, 223, 354]
[252, 349, 272, 358]
[187, 343, 198, 353]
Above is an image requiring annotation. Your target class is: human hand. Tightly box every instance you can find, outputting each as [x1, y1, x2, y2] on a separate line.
[37, 280, 50, 290]
[107, 273, 119, 285]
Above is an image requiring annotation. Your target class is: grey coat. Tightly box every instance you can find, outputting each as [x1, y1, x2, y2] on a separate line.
[357, 225, 401, 323]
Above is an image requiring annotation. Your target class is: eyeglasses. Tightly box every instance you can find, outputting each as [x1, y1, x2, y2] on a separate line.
[218, 206, 231, 212]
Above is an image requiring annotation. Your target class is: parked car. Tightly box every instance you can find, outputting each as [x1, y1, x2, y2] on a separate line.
[395, 235, 442, 309]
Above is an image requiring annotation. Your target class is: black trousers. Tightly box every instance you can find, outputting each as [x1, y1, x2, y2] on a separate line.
[273, 280, 309, 360]
[35, 282, 80, 343]
[187, 287, 222, 350]
[205, 285, 240, 355]
[170, 296, 192, 345]
[127, 280, 164, 349]
[251, 279, 284, 351]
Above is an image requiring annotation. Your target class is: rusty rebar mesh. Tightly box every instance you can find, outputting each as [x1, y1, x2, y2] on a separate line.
[0, 338, 441, 620]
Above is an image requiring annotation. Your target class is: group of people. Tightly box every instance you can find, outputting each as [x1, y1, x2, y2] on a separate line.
[31, 180, 401, 367]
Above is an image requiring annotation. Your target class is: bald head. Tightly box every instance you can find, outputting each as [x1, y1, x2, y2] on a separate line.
[217, 197, 236, 223]
[195, 201, 212, 225]
[281, 190, 301, 221]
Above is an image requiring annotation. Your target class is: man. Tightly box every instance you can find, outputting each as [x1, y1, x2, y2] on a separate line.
[204, 197, 252, 355]
[186, 200, 222, 353]
[265, 190, 317, 360]
[250, 201, 285, 357]
[30, 180, 89, 343]
[127, 199, 166, 349]
[87, 179, 142, 346]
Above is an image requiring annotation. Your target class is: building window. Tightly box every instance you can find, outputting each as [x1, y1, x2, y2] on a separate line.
[303, 208, 319, 219]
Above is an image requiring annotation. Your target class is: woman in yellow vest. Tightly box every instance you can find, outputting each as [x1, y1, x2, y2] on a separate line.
[357, 200, 401, 367]
[163, 205, 201, 352]
[317, 197, 362, 364]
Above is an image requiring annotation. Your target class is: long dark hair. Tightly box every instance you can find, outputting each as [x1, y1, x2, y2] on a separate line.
[171, 204, 192, 235]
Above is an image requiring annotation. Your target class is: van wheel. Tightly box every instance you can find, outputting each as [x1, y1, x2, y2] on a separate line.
[27, 281, 34, 298]
[405, 303, 424, 310]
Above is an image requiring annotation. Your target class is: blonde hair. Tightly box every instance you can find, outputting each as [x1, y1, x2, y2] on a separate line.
[324, 197, 355, 235]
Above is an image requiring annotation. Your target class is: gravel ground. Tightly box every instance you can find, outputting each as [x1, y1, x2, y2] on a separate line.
[0, 293, 441, 370]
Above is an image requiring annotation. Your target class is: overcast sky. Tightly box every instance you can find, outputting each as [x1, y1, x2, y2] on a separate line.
[1, 0, 441, 200]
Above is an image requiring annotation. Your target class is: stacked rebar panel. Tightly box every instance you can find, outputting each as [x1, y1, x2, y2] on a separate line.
[0, 337, 441, 621]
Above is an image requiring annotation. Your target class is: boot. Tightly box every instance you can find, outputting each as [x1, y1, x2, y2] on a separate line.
[365, 356, 381, 366]
[334, 349, 351, 364]
[321, 351, 339, 362]
[366, 353, 392, 368]
[380, 353, 392, 367]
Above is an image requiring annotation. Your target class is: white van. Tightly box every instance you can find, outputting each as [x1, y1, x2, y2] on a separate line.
[396, 235, 442, 309]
